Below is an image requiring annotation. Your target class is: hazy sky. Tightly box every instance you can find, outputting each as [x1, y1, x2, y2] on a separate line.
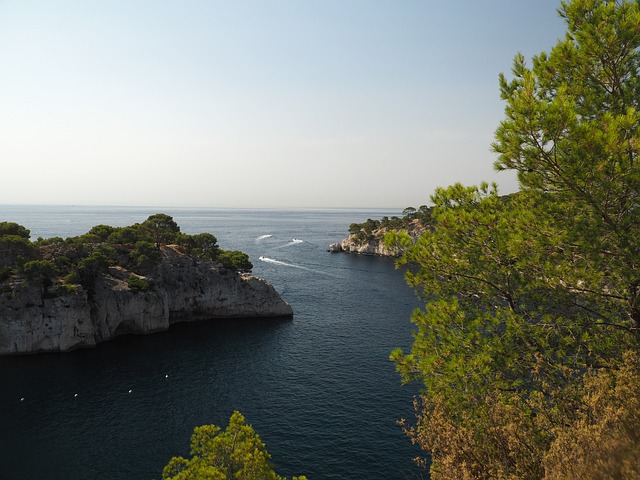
[0, 1, 566, 209]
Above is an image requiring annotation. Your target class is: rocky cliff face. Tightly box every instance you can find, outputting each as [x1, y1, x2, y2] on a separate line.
[330, 235, 400, 256]
[329, 223, 427, 257]
[0, 246, 292, 355]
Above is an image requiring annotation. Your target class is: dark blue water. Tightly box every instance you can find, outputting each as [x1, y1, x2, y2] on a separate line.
[0, 206, 424, 480]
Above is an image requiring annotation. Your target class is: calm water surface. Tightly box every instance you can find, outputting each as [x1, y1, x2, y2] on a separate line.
[0, 206, 425, 480]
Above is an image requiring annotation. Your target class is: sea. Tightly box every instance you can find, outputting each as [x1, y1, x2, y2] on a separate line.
[0, 205, 426, 480]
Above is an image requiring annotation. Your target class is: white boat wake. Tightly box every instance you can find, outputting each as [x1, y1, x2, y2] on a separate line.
[258, 256, 339, 277]
[256, 234, 273, 241]
[273, 238, 306, 249]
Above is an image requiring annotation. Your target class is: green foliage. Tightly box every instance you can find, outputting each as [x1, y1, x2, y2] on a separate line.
[0, 222, 30, 239]
[107, 225, 144, 245]
[36, 236, 64, 246]
[219, 251, 252, 273]
[177, 232, 220, 260]
[127, 275, 152, 292]
[0, 235, 35, 268]
[162, 411, 307, 480]
[93, 245, 120, 263]
[0, 265, 11, 283]
[347, 223, 362, 235]
[492, 0, 640, 333]
[76, 252, 110, 287]
[348, 205, 432, 244]
[87, 224, 116, 241]
[22, 260, 58, 287]
[402, 207, 416, 217]
[391, 1, 640, 478]
[76, 233, 102, 244]
[142, 213, 180, 248]
[416, 205, 431, 223]
[130, 241, 162, 271]
[0, 215, 253, 303]
[348, 218, 379, 235]
[63, 271, 81, 285]
[53, 255, 73, 272]
[56, 283, 79, 295]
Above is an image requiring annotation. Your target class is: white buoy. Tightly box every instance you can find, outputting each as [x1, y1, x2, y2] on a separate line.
[165, 374, 169, 378]
[128, 389, 132, 394]
[20, 397, 24, 402]
[74, 393, 78, 398]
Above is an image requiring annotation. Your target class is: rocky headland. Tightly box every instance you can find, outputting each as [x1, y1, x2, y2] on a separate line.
[329, 232, 401, 256]
[329, 217, 428, 257]
[0, 245, 292, 355]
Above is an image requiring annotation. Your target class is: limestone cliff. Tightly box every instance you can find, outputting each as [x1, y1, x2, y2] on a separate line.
[0, 246, 292, 355]
[329, 220, 427, 257]
[329, 234, 400, 256]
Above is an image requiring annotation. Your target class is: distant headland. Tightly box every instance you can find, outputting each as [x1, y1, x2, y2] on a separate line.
[0, 214, 292, 355]
[329, 205, 431, 257]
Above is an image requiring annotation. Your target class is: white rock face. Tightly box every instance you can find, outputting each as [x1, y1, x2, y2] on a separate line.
[0, 246, 292, 355]
[338, 236, 400, 256]
[332, 223, 428, 257]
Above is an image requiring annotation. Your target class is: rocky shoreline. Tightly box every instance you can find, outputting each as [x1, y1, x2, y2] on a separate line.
[0, 245, 292, 355]
[328, 234, 401, 256]
[329, 224, 427, 257]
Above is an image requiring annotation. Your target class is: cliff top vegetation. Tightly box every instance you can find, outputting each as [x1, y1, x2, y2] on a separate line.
[162, 411, 307, 480]
[0, 214, 252, 295]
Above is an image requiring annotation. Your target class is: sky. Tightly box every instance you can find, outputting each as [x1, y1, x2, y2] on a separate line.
[0, 1, 567, 209]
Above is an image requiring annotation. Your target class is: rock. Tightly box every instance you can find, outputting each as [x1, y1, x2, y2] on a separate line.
[332, 223, 428, 257]
[340, 235, 396, 257]
[338, 235, 400, 256]
[328, 243, 343, 253]
[0, 246, 292, 355]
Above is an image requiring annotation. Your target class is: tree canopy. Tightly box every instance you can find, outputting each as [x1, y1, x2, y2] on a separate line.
[0, 221, 30, 239]
[162, 411, 307, 480]
[388, 1, 640, 478]
[0, 214, 250, 291]
[143, 213, 181, 249]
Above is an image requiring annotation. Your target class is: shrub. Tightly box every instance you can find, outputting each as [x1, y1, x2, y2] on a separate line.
[64, 271, 81, 285]
[127, 275, 152, 292]
[0, 235, 35, 267]
[130, 241, 161, 271]
[161, 411, 307, 480]
[0, 265, 12, 283]
[23, 260, 58, 288]
[176, 232, 219, 259]
[107, 225, 145, 245]
[36, 236, 65, 246]
[87, 224, 116, 241]
[56, 283, 79, 295]
[219, 250, 252, 273]
[0, 222, 30, 239]
[76, 252, 110, 287]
